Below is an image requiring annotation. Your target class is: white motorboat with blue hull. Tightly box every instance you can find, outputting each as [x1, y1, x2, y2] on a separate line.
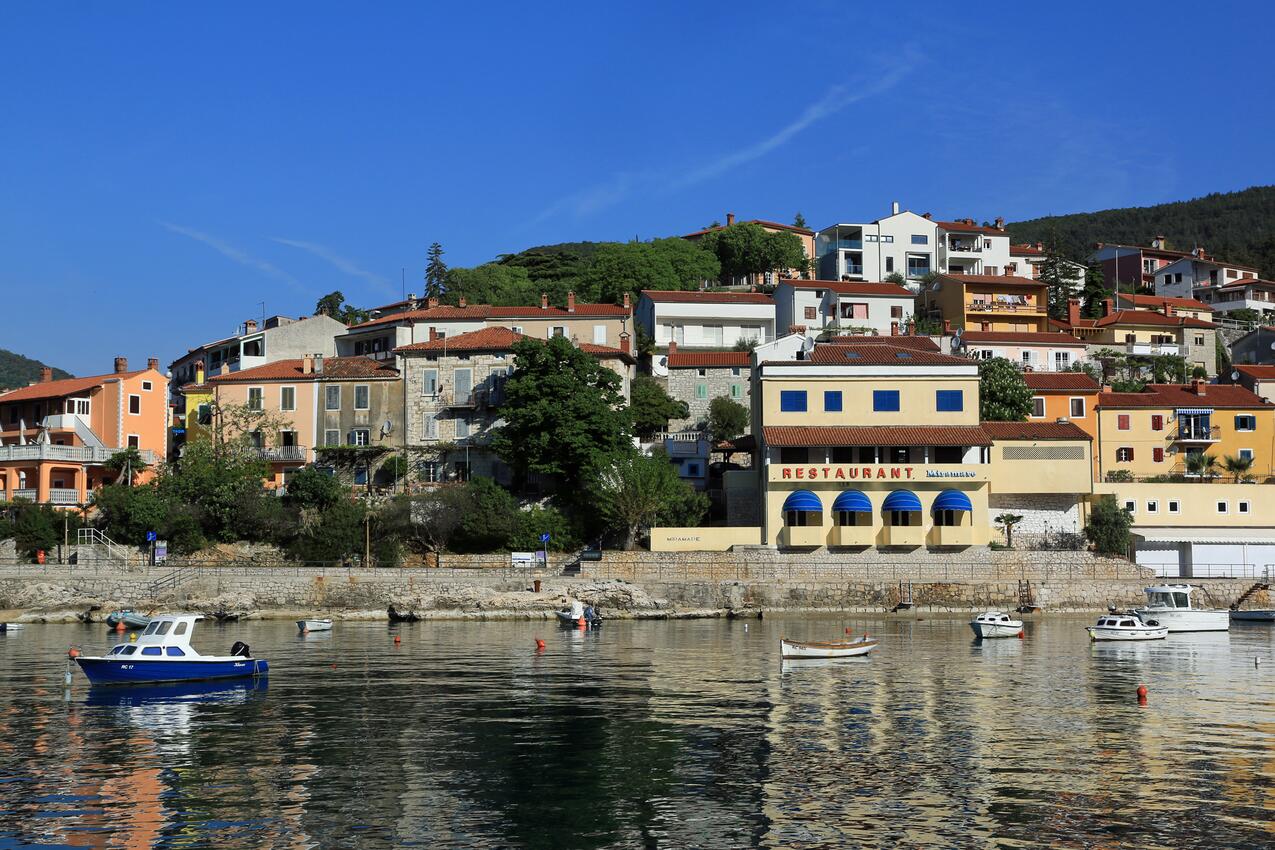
[75, 614, 268, 686]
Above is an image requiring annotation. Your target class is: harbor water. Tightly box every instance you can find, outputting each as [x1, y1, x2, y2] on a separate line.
[1, 616, 1273, 848]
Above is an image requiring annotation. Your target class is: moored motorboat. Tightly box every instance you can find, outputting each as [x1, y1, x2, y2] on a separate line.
[1134, 584, 1229, 633]
[1087, 611, 1168, 641]
[106, 609, 152, 630]
[0, 623, 24, 633]
[780, 636, 877, 659]
[1230, 609, 1275, 623]
[387, 605, 419, 623]
[75, 614, 268, 685]
[297, 618, 333, 633]
[969, 611, 1023, 639]
[556, 600, 602, 627]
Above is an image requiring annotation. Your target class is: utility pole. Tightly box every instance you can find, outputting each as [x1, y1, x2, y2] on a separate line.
[364, 510, 371, 568]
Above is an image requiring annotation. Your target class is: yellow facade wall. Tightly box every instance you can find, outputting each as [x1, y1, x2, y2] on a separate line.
[760, 375, 980, 428]
[650, 526, 763, 551]
[989, 440, 1094, 494]
[1095, 406, 1275, 480]
[1093, 482, 1275, 527]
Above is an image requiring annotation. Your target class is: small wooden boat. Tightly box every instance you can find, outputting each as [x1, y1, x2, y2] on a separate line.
[76, 614, 269, 685]
[297, 618, 333, 633]
[969, 611, 1024, 639]
[387, 605, 419, 623]
[1087, 611, 1168, 641]
[780, 636, 877, 659]
[106, 609, 152, 629]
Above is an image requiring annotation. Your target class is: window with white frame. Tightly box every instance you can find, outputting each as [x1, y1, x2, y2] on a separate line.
[593, 325, 606, 344]
[324, 429, 340, 446]
[127, 434, 140, 449]
[1240, 448, 1254, 461]
[454, 416, 470, 439]
[71, 398, 90, 416]
[1054, 351, 1071, 370]
[421, 369, 439, 396]
[247, 388, 263, 411]
[142, 380, 153, 391]
[1216, 501, 1228, 514]
[1240, 500, 1251, 514]
[1031, 397, 1045, 418]
[354, 385, 370, 410]
[350, 428, 370, 446]
[1168, 500, 1180, 514]
[1116, 447, 1134, 463]
[1146, 500, 1158, 513]
[325, 386, 340, 410]
[280, 386, 296, 411]
[1069, 397, 1085, 418]
[550, 326, 567, 338]
[1123, 500, 1136, 513]
[128, 394, 141, 415]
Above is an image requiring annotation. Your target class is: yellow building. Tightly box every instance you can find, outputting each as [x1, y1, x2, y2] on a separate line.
[1094, 381, 1275, 481]
[748, 337, 1093, 549]
[925, 273, 1050, 333]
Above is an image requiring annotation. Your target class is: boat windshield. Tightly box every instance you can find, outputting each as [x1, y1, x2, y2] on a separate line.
[108, 645, 125, 655]
[1173, 592, 1190, 608]
[156, 621, 173, 636]
[142, 622, 159, 635]
[1148, 592, 1178, 608]
[174, 621, 189, 636]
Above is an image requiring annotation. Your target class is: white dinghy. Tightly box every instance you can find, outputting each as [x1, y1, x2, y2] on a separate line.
[969, 611, 1023, 639]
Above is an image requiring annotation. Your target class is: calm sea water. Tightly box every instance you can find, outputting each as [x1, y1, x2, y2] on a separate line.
[0, 615, 1272, 849]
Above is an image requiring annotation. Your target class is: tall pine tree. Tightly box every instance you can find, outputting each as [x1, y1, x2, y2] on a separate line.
[1038, 232, 1082, 320]
[425, 242, 448, 298]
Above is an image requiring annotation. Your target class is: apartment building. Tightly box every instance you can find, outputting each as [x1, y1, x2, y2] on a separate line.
[1153, 250, 1260, 301]
[1113, 292, 1213, 322]
[925, 273, 1050, 333]
[635, 290, 774, 349]
[1007, 243, 1088, 283]
[772, 279, 915, 337]
[1094, 381, 1273, 482]
[190, 355, 403, 488]
[339, 293, 632, 361]
[1091, 238, 1191, 291]
[1056, 298, 1217, 376]
[169, 314, 346, 396]
[0, 357, 168, 505]
[1203, 278, 1275, 320]
[396, 327, 635, 483]
[1232, 365, 1275, 403]
[1023, 372, 1101, 439]
[663, 345, 751, 432]
[1230, 325, 1275, 366]
[682, 213, 815, 287]
[815, 205, 1011, 290]
[958, 331, 1089, 372]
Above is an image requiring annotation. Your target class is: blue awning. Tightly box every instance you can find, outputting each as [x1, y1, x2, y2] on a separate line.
[881, 490, 921, 512]
[1175, 408, 1213, 415]
[782, 490, 823, 513]
[831, 490, 872, 513]
[932, 489, 973, 512]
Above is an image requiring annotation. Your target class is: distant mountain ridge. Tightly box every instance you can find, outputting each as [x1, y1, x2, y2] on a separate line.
[1007, 185, 1275, 278]
[0, 349, 73, 391]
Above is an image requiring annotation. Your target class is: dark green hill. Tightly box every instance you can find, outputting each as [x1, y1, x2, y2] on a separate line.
[1007, 185, 1275, 277]
[0, 349, 72, 390]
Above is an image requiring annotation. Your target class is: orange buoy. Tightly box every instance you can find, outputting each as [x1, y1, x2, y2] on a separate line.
[535, 638, 546, 650]
[67, 647, 80, 659]
[577, 617, 586, 628]
[394, 635, 401, 645]
[1137, 684, 1148, 700]
[114, 622, 125, 633]
[1017, 630, 1025, 639]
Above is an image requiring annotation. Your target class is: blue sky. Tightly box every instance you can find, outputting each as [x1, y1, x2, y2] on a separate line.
[2, 2, 1272, 376]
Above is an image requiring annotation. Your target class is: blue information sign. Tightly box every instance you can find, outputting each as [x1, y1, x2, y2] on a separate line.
[146, 531, 158, 542]
[539, 532, 551, 544]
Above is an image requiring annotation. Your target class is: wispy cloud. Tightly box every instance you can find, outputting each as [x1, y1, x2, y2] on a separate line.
[527, 48, 922, 226]
[159, 222, 306, 293]
[272, 237, 396, 296]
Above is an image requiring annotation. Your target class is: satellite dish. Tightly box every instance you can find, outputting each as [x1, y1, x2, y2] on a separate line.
[953, 327, 963, 340]
[381, 419, 394, 435]
[801, 336, 815, 353]
[1231, 371, 1240, 382]
[1269, 341, 1275, 351]
[930, 281, 942, 292]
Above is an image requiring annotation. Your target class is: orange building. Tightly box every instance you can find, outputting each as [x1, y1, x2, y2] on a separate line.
[1023, 372, 1101, 438]
[0, 357, 169, 505]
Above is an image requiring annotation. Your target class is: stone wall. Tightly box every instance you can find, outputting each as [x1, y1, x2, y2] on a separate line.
[988, 494, 1084, 545]
[666, 366, 750, 431]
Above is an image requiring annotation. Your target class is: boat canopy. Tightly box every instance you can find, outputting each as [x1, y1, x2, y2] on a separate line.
[782, 490, 822, 512]
[831, 490, 872, 513]
[881, 490, 921, 512]
[932, 489, 973, 512]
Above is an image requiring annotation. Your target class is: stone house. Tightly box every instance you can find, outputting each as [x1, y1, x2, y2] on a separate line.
[664, 344, 751, 432]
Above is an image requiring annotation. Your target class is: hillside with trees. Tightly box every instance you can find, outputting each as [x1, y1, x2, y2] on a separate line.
[0, 348, 72, 390]
[1007, 185, 1275, 278]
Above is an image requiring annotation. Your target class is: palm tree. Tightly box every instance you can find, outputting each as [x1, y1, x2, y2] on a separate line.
[1222, 454, 1254, 482]
[1184, 451, 1218, 481]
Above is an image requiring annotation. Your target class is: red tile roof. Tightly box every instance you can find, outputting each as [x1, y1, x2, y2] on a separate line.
[934, 220, 1007, 235]
[960, 331, 1088, 345]
[1010, 243, 1045, 256]
[981, 421, 1092, 441]
[640, 290, 774, 305]
[395, 326, 524, 354]
[667, 350, 751, 368]
[826, 335, 939, 351]
[763, 425, 992, 447]
[207, 356, 398, 382]
[804, 344, 971, 366]
[578, 342, 636, 364]
[350, 302, 629, 329]
[1096, 242, 1193, 261]
[0, 370, 150, 403]
[1216, 278, 1275, 292]
[1236, 364, 1275, 380]
[942, 273, 1043, 288]
[1090, 309, 1214, 329]
[1022, 372, 1101, 392]
[1097, 383, 1272, 410]
[778, 279, 915, 297]
[1114, 293, 1213, 312]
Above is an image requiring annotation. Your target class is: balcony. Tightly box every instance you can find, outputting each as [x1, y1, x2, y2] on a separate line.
[966, 300, 1042, 314]
[842, 263, 864, 277]
[947, 241, 983, 254]
[830, 524, 874, 547]
[1126, 341, 1180, 356]
[443, 390, 485, 409]
[929, 525, 975, 547]
[834, 240, 863, 250]
[0, 445, 159, 465]
[1172, 425, 1221, 444]
[254, 445, 307, 463]
[779, 525, 826, 548]
[11, 489, 36, 501]
[47, 488, 82, 505]
[881, 523, 924, 547]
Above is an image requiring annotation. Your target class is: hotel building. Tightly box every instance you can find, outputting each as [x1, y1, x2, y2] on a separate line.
[635, 290, 775, 349]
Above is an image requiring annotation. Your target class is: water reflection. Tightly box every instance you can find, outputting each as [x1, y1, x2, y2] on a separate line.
[0, 618, 1270, 847]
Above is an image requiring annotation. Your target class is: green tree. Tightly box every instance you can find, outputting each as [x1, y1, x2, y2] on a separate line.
[160, 439, 270, 542]
[442, 264, 538, 307]
[1222, 453, 1254, 482]
[105, 446, 149, 486]
[491, 336, 633, 491]
[994, 512, 1024, 548]
[650, 237, 720, 291]
[793, 212, 808, 229]
[1184, 451, 1219, 480]
[884, 271, 906, 285]
[1084, 495, 1132, 556]
[1081, 264, 1110, 319]
[1067, 361, 1100, 382]
[579, 242, 681, 305]
[1229, 307, 1262, 326]
[1039, 233, 1082, 319]
[12, 502, 59, 559]
[406, 486, 469, 554]
[314, 291, 369, 324]
[587, 450, 701, 550]
[509, 505, 579, 552]
[629, 376, 687, 439]
[698, 223, 807, 283]
[978, 357, 1033, 421]
[452, 478, 519, 553]
[707, 396, 749, 443]
[285, 466, 345, 510]
[425, 242, 448, 298]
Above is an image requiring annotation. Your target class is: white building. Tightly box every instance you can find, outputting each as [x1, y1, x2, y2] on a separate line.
[635, 290, 775, 349]
[957, 331, 1090, 372]
[1153, 251, 1260, 300]
[1203, 278, 1275, 320]
[1008, 243, 1088, 283]
[773, 279, 917, 337]
[815, 204, 1011, 291]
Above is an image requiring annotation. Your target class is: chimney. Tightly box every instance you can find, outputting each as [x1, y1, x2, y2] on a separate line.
[1101, 383, 1112, 394]
[195, 362, 205, 384]
[1192, 378, 1207, 396]
[220, 363, 230, 376]
[302, 355, 314, 375]
[788, 324, 807, 335]
[726, 212, 736, 226]
[147, 357, 159, 372]
[244, 319, 258, 333]
[427, 295, 439, 308]
[922, 212, 932, 220]
[1102, 297, 1114, 318]
[1068, 298, 1081, 325]
[667, 340, 677, 356]
[567, 291, 576, 313]
[943, 319, 952, 334]
[313, 353, 324, 374]
[458, 295, 467, 308]
[891, 201, 900, 215]
[619, 332, 631, 355]
[429, 327, 438, 342]
[39, 367, 52, 383]
[622, 292, 631, 311]
[994, 216, 1005, 230]
[1164, 301, 1175, 317]
[407, 291, 416, 306]
[1151, 235, 1166, 249]
[540, 293, 549, 310]
[890, 322, 899, 336]
[114, 356, 128, 373]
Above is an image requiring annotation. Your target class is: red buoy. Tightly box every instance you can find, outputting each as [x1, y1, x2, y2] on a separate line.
[577, 617, 586, 628]
[535, 638, 545, 651]
[114, 622, 125, 633]
[1017, 630, 1025, 639]
[1136, 684, 1148, 699]
[393, 635, 401, 645]
[67, 647, 80, 659]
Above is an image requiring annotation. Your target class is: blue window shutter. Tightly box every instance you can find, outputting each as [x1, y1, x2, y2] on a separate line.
[824, 390, 843, 412]
[873, 390, 900, 412]
[936, 390, 963, 412]
[780, 390, 807, 412]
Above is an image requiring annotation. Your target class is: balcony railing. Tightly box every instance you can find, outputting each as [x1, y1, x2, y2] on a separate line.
[47, 488, 81, 504]
[947, 241, 983, 253]
[967, 301, 1040, 313]
[779, 525, 826, 548]
[842, 264, 864, 276]
[835, 240, 863, 251]
[1126, 341, 1180, 356]
[11, 489, 36, 501]
[1171, 424, 1221, 443]
[0, 445, 159, 465]
[254, 445, 307, 462]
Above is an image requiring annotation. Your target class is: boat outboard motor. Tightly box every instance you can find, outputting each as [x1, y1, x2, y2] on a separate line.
[230, 641, 251, 658]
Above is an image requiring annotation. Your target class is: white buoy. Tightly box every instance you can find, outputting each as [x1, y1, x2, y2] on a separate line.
[744, 624, 749, 632]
